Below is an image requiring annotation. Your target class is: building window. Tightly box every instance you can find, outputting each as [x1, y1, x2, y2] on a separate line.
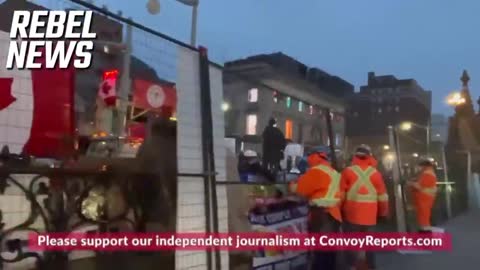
[353, 112, 359, 117]
[395, 106, 400, 112]
[273, 91, 278, 103]
[285, 119, 293, 139]
[309, 105, 314, 115]
[387, 106, 392, 112]
[298, 101, 304, 112]
[286, 97, 292, 108]
[378, 108, 382, 114]
[248, 88, 258, 102]
[246, 114, 257, 135]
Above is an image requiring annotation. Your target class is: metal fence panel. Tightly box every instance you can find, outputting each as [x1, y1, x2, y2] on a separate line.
[0, 1, 227, 270]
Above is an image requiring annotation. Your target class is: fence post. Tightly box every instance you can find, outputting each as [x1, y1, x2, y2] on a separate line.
[388, 126, 407, 232]
[198, 47, 220, 270]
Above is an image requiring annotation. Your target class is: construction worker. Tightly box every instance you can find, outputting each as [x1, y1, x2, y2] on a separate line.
[341, 144, 389, 270]
[289, 146, 342, 270]
[407, 157, 437, 233]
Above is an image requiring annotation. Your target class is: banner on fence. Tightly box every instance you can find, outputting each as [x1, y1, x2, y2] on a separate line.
[249, 204, 309, 270]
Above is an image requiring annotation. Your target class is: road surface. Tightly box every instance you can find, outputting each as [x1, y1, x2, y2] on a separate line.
[377, 210, 480, 270]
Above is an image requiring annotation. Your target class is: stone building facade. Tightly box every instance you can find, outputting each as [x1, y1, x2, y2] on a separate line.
[346, 72, 432, 162]
[223, 53, 353, 153]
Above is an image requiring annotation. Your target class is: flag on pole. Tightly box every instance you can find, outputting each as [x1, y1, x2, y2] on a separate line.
[98, 70, 118, 107]
[132, 79, 177, 113]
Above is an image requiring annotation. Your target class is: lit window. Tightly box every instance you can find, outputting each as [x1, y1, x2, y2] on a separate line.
[378, 108, 382, 114]
[298, 101, 304, 112]
[309, 105, 314, 115]
[285, 119, 293, 139]
[248, 88, 258, 102]
[395, 106, 400, 112]
[273, 91, 278, 103]
[246, 114, 257, 135]
[286, 97, 292, 108]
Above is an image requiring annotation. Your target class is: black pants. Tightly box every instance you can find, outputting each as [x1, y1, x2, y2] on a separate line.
[309, 207, 340, 270]
[343, 222, 376, 270]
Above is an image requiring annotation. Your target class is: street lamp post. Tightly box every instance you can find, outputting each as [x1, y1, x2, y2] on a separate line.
[399, 121, 430, 156]
[442, 145, 452, 218]
[189, 2, 198, 46]
[426, 120, 430, 155]
[147, 0, 199, 46]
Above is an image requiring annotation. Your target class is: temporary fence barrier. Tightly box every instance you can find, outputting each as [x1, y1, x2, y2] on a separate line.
[0, 1, 227, 270]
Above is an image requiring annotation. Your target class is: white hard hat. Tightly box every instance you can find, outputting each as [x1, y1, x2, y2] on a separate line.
[243, 150, 257, 157]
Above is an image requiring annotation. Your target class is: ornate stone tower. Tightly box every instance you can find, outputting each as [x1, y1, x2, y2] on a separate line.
[456, 70, 476, 117]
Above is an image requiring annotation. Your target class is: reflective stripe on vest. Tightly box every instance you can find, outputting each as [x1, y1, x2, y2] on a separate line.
[378, 193, 389, 202]
[309, 164, 341, 207]
[347, 165, 380, 203]
[420, 187, 437, 196]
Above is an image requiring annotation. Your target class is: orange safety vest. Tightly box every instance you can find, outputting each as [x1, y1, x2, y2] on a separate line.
[290, 164, 342, 222]
[342, 165, 389, 226]
[411, 170, 437, 229]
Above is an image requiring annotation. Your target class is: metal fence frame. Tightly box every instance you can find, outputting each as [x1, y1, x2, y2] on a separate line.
[0, 0, 224, 269]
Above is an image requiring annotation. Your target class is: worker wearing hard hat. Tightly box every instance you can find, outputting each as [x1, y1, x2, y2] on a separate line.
[289, 146, 342, 270]
[341, 144, 389, 270]
[407, 157, 437, 232]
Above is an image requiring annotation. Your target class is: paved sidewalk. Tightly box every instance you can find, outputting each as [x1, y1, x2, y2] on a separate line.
[376, 210, 480, 270]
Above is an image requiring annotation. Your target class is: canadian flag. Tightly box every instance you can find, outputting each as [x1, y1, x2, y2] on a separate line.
[0, 78, 14, 110]
[98, 70, 118, 107]
[0, 30, 75, 158]
[132, 79, 177, 116]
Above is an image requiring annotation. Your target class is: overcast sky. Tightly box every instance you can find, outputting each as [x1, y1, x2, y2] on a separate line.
[38, 0, 480, 115]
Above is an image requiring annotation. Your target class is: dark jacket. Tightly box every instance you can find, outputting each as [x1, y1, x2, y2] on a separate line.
[262, 125, 286, 163]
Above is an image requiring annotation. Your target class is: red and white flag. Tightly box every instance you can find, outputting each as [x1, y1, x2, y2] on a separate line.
[132, 79, 176, 114]
[0, 30, 75, 158]
[98, 70, 118, 107]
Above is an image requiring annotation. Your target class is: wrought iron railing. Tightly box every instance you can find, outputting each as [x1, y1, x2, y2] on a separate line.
[0, 151, 183, 270]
